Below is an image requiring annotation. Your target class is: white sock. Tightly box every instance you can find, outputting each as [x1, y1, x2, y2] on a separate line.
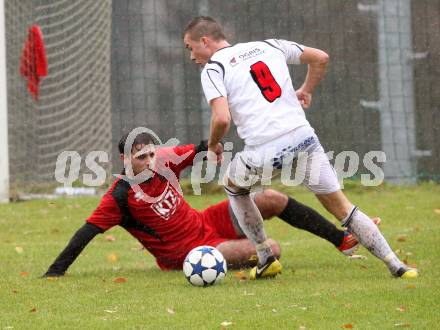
[226, 188, 273, 264]
[343, 207, 404, 275]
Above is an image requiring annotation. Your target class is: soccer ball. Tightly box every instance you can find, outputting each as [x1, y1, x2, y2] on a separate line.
[183, 246, 227, 287]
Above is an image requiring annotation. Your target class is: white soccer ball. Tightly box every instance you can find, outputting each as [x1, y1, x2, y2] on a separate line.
[183, 246, 227, 287]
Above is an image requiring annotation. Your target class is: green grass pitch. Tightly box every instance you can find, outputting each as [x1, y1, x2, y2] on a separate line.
[1, 183, 439, 329]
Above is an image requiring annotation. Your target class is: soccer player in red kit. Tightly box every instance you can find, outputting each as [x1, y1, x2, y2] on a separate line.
[43, 131, 364, 276]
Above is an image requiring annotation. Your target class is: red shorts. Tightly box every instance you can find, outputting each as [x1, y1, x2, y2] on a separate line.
[158, 200, 243, 270]
[199, 200, 243, 247]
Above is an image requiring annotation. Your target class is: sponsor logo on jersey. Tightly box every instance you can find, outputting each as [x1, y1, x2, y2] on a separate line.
[229, 47, 265, 67]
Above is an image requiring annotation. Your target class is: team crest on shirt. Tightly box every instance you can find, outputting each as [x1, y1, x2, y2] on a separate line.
[151, 184, 181, 221]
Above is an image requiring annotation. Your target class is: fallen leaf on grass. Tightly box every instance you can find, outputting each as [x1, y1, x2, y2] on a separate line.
[406, 284, 416, 289]
[30, 307, 37, 313]
[434, 209, 440, 215]
[15, 247, 24, 254]
[46, 276, 58, 281]
[272, 308, 277, 313]
[397, 235, 407, 242]
[221, 321, 233, 327]
[396, 306, 406, 312]
[107, 253, 118, 263]
[402, 257, 417, 268]
[105, 235, 116, 242]
[394, 322, 410, 327]
[12, 289, 18, 294]
[234, 271, 247, 280]
[341, 324, 353, 329]
[113, 277, 126, 283]
[20, 271, 29, 277]
[167, 307, 175, 315]
[348, 255, 367, 260]
[104, 310, 117, 313]
[299, 326, 307, 330]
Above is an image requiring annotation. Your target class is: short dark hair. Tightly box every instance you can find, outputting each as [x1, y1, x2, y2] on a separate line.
[118, 131, 157, 154]
[183, 16, 226, 41]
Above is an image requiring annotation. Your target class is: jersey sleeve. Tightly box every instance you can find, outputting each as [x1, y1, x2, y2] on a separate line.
[86, 193, 122, 231]
[156, 144, 196, 177]
[201, 64, 227, 103]
[266, 39, 305, 65]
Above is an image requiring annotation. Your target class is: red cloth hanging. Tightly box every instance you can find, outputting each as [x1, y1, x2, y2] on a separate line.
[20, 24, 48, 101]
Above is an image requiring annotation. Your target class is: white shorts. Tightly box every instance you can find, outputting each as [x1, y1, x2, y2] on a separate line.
[225, 125, 341, 195]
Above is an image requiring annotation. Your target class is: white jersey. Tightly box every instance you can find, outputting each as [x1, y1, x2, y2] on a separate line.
[201, 39, 311, 146]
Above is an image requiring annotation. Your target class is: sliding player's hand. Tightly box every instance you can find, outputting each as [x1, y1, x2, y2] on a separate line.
[41, 271, 64, 278]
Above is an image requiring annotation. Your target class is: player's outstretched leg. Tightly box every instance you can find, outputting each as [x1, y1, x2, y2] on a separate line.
[338, 217, 381, 256]
[317, 191, 417, 278]
[224, 152, 282, 279]
[343, 207, 418, 279]
[225, 185, 282, 279]
[255, 190, 380, 256]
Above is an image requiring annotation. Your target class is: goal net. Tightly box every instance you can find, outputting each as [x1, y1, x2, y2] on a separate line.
[5, 0, 112, 194]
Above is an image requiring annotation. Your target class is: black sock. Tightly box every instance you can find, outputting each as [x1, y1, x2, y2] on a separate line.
[278, 197, 344, 247]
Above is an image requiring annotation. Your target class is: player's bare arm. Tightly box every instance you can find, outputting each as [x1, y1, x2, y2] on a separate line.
[296, 47, 329, 109]
[208, 96, 230, 162]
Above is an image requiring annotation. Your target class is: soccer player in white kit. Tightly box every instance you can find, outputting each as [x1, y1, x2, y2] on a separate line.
[183, 16, 417, 280]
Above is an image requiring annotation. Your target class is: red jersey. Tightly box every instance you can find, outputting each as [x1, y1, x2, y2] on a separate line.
[87, 144, 238, 270]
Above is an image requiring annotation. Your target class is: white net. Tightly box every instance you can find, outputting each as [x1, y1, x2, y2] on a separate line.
[5, 0, 112, 191]
[5, 0, 439, 193]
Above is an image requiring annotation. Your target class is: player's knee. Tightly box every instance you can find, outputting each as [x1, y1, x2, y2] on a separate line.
[263, 189, 287, 205]
[223, 175, 250, 196]
[267, 238, 281, 259]
[257, 189, 288, 218]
